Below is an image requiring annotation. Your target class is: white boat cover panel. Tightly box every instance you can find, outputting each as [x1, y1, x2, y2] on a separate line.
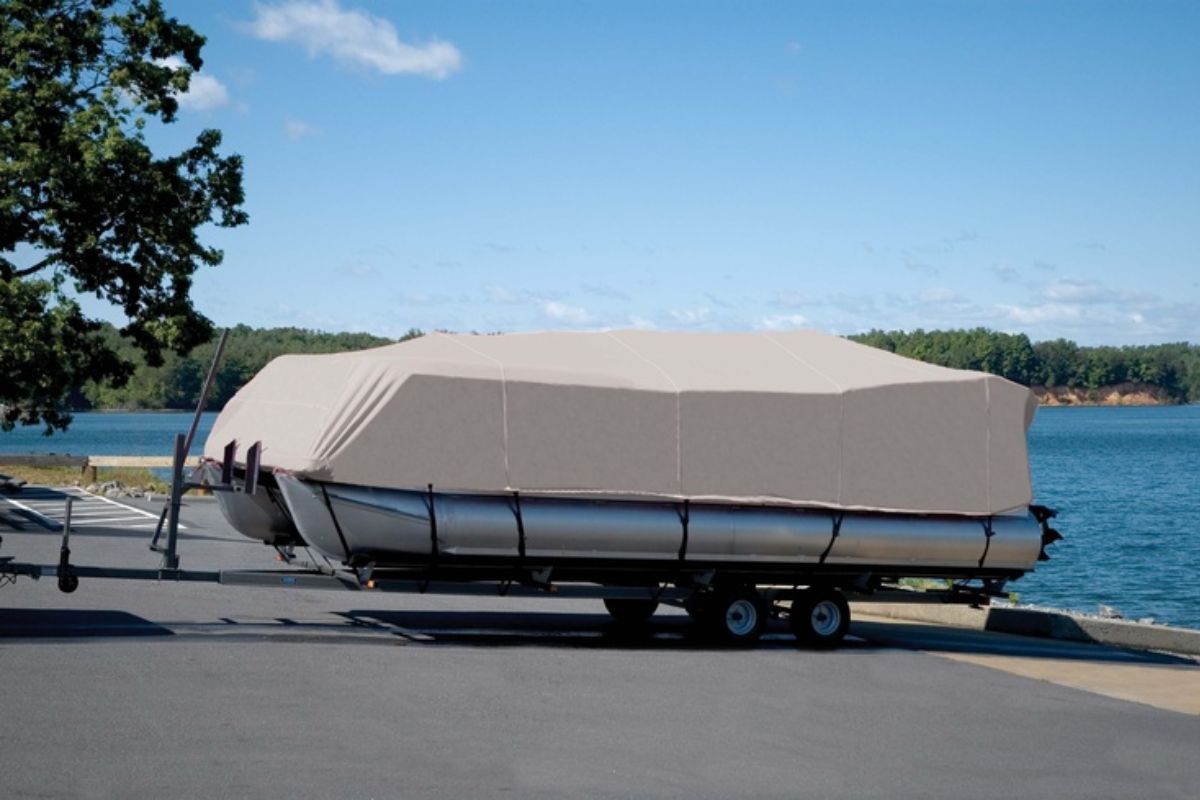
[203, 330, 1038, 515]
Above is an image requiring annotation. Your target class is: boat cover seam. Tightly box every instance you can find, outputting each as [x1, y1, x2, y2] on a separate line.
[440, 333, 512, 487]
[984, 377, 992, 517]
[605, 331, 683, 493]
[762, 333, 847, 504]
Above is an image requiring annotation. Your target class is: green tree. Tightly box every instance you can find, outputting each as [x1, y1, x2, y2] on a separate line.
[1, 0, 246, 432]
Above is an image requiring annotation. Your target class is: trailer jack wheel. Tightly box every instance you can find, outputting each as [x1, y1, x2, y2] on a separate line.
[708, 589, 767, 646]
[791, 589, 850, 648]
[603, 598, 659, 625]
[57, 572, 79, 594]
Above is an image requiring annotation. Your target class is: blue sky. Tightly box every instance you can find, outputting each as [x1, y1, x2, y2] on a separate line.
[110, 0, 1199, 344]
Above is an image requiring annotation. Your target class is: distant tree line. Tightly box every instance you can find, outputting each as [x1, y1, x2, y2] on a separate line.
[62, 325, 1198, 411]
[68, 324, 419, 411]
[850, 328, 1200, 403]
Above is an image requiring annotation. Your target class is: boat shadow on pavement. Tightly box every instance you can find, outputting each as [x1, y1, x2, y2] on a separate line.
[2, 604, 1191, 667]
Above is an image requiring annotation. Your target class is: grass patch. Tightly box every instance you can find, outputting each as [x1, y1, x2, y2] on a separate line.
[0, 464, 169, 492]
[898, 577, 954, 592]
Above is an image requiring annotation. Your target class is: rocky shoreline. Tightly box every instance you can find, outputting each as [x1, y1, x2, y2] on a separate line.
[1033, 382, 1172, 406]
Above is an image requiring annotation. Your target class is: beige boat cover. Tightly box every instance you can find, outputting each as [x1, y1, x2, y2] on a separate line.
[204, 330, 1038, 516]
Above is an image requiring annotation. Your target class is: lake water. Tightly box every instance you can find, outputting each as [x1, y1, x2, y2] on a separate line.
[0, 412, 217, 458]
[2, 407, 1198, 629]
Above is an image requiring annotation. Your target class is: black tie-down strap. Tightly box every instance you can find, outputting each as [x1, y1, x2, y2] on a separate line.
[978, 517, 995, 568]
[498, 491, 528, 596]
[319, 484, 352, 563]
[418, 484, 439, 592]
[511, 491, 527, 560]
[425, 484, 439, 560]
[677, 499, 690, 561]
[1029, 504, 1062, 561]
[644, 500, 691, 604]
[819, 513, 845, 565]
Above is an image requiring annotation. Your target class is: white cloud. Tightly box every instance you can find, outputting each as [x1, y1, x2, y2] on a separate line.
[542, 301, 593, 325]
[336, 260, 378, 278]
[626, 315, 658, 330]
[246, 0, 462, 79]
[704, 292, 737, 310]
[1043, 278, 1154, 306]
[484, 286, 519, 304]
[999, 303, 1083, 325]
[756, 313, 808, 331]
[398, 291, 460, 306]
[580, 283, 631, 302]
[904, 259, 940, 277]
[484, 286, 556, 305]
[669, 307, 713, 325]
[916, 287, 964, 304]
[156, 56, 230, 111]
[770, 291, 810, 309]
[284, 119, 317, 140]
[1044, 278, 1110, 303]
[990, 265, 1021, 283]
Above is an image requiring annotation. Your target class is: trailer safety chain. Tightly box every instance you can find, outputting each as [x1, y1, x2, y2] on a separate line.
[319, 484, 353, 563]
[819, 513, 845, 565]
[977, 517, 996, 568]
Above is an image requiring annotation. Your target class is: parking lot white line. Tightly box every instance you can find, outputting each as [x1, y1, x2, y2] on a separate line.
[1, 489, 184, 531]
[66, 516, 157, 526]
[75, 491, 161, 519]
[1, 497, 59, 527]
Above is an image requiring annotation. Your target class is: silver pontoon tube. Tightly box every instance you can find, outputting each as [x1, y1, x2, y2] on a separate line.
[271, 474, 1044, 575]
[200, 462, 302, 546]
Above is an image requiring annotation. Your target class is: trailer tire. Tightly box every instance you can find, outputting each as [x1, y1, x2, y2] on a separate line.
[709, 589, 767, 645]
[603, 598, 659, 625]
[791, 589, 850, 648]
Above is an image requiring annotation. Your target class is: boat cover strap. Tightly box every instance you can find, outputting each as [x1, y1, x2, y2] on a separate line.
[819, 513, 844, 564]
[677, 500, 690, 561]
[426, 484, 439, 562]
[978, 517, 995, 568]
[319, 484, 352, 563]
[512, 491, 527, 560]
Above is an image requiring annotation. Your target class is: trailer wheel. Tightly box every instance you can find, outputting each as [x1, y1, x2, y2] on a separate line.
[710, 589, 767, 645]
[791, 589, 850, 648]
[603, 598, 659, 625]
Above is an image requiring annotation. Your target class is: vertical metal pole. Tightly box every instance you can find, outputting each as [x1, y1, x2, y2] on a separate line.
[163, 433, 187, 571]
[57, 496, 78, 592]
[182, 328, 230, 458]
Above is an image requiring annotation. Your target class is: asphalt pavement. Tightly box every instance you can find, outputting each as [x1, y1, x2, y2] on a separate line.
[1, 488, 1198, 799]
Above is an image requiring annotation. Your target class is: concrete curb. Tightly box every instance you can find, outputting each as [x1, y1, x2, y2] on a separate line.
[853, 602, 1200, 657]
